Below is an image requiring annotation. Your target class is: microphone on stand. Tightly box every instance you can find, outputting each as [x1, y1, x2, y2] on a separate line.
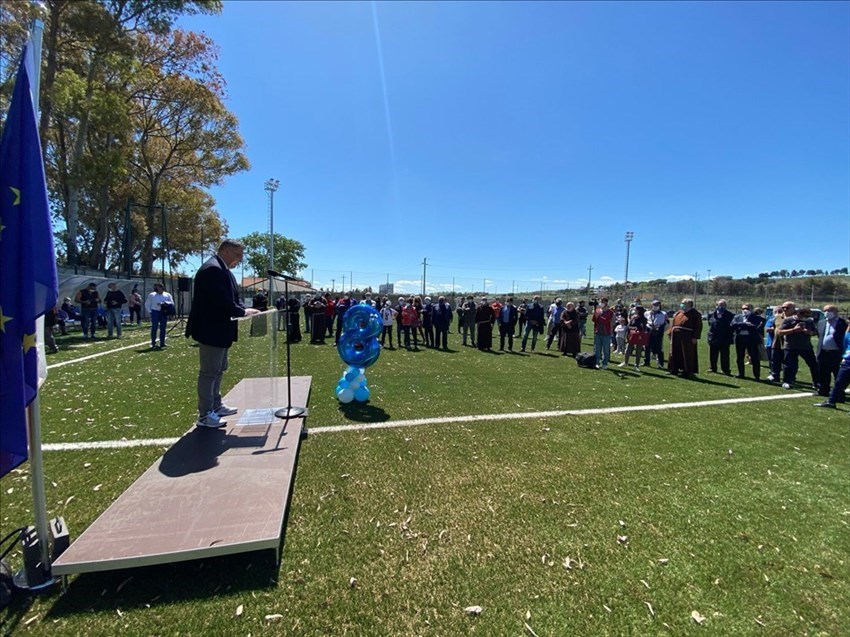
[266, 270, 308, 423]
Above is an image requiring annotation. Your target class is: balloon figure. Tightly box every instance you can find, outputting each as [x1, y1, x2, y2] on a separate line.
[335, 303, 382, 403]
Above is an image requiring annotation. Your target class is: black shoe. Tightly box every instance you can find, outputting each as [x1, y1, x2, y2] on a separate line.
[814, 401, 836, 408]
[734, 374, 744, 378]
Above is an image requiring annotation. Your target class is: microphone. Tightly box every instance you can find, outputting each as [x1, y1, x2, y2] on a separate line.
[267, 269, 299, 282]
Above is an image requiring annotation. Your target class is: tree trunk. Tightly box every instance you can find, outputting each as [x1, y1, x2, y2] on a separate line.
[140, 182, 159, 276]
[65, 56, 98, 266]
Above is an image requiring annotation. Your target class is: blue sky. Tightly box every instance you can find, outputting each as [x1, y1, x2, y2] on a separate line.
[179, 1, 850, 295]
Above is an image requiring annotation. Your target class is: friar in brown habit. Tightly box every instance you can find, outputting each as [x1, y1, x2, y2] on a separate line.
[668, 298, 703, 377]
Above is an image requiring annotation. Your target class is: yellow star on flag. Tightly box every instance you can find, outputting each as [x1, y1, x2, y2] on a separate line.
[23, 332, 37, 354]
[0, 307, 11, 333]
[10, 186, 20, 205]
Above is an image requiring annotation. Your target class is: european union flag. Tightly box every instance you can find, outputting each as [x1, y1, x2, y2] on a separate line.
[0, 42, 57, 478]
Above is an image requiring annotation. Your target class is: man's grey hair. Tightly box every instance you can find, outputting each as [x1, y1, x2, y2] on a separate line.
[219, 238, 245, 252]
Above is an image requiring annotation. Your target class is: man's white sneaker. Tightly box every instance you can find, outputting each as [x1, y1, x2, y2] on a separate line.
[196, 411, 225, 428]
[214, 404, 238, 417]
[781, 382, 792, 390]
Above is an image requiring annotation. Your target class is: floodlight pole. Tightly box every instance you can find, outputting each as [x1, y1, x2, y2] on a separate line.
[624, 232, 634, 296]
[265, 178, 280, 278]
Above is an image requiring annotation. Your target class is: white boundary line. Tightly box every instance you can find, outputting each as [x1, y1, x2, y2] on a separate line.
[42, 392, 814, 452]
[47, 340, 151, 369]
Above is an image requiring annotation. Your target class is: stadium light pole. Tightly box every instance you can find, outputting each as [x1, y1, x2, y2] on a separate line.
[264, 178, 280, 278]
[624, 231, 634, 296]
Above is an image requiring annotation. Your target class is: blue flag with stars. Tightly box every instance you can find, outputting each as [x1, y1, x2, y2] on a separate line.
[0, 41, 58, 478]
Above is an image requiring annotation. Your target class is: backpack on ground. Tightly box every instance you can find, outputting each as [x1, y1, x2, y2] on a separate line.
[576, 352, 597, 368]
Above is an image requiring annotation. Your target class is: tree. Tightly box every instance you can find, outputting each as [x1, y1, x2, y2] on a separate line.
[240, 232, 307, 279]
[128, 29, 249, 275]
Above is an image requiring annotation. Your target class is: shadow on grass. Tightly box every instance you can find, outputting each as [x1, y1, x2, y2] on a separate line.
[45, 550, 280, 619]
[159, 428, 271, 477]
[0, 592, 35, 636]
[337, 402, 390, 423]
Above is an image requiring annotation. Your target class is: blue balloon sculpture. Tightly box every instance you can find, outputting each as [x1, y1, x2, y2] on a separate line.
[336, 303, 382, 402]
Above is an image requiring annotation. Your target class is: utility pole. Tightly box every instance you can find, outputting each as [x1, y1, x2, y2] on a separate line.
[587, 264, 593, 293]
[421, 257, 428, 296]
[707, 269, 712, 298]
[342, 274, 346, 290]
[331, 279, 335, 292]
[350, 270, 353, 291]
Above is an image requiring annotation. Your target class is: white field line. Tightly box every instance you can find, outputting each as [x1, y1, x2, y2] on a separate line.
[47, 340, 150, 369]
[41, 392, 814, 452]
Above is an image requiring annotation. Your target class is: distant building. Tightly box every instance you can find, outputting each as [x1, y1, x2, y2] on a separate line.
[379, 283, 394, 295]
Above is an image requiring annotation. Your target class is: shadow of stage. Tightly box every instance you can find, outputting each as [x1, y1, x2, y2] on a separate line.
[44, 550, 280, 620]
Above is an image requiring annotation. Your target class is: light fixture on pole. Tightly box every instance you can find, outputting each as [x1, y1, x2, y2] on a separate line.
[624, 231, 634, 295]
[264, 178, 280, 277]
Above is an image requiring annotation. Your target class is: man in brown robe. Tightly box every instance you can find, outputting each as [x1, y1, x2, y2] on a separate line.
[668, 298, 702, 377]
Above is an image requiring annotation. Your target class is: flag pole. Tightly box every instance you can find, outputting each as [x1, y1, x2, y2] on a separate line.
[26, 17, 53, 582]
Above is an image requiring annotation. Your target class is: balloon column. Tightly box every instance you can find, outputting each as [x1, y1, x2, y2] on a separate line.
[335, 304, 382, 403]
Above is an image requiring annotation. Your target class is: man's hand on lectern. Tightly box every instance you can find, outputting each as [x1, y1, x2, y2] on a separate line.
[244, 308, 260, 316]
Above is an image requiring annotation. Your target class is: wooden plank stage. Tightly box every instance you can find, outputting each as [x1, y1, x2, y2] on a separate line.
[52, 376, 311, 576]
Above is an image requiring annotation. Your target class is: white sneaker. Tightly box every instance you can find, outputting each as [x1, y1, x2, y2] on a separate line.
[214, 404, 238, 417]
[781, 382, 792, 390]
[196, 411, 225, 428]
[767, 375, 775, 382]
[634, 365, 641, 373]
[618, 362, 626, 367]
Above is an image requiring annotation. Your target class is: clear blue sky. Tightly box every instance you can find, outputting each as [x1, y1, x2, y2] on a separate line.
[179, 0, 850, 295]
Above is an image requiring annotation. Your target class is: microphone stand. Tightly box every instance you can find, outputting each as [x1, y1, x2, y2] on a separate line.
[268, 271, 307, 420]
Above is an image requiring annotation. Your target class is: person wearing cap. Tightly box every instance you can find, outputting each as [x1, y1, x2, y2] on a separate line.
[74, 282, 101, 339]
[475, 296, 494, 351]
[104, 282, 128, 338]
[61, 297, 79, 323]
[644, 299, 668, 368]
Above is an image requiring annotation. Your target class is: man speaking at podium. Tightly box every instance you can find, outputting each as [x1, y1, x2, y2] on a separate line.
[186, 239, 259, 428]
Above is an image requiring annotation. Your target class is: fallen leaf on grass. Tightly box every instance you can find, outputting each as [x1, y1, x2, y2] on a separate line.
[349, 577, 358, 588]
[24, 616, 38, 626]
[644, 602, 655, 617]
[93, 484, 102, 492]
[464, 605, 483, 616]
[691, 610, 706, 624]
[235, 604, 243, 617]
[617, 535, 629, 545]
[265, 614, 284, 621]
[525, 610, 531, 620]
[524, 621, 541, 636]
[657, 558, 669, 565]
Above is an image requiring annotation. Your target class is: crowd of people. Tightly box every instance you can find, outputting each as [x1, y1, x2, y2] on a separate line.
[46, 282, 168, 348]
[271, 291, 847, 411]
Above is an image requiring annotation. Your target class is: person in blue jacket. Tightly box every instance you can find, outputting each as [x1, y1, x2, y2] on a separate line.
[814, 332, 850, 411]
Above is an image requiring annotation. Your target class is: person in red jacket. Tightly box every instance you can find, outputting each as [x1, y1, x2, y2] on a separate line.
[592, 297, 615, 369]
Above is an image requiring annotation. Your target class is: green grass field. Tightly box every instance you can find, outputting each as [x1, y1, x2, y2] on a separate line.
[1, 319, 848, 636]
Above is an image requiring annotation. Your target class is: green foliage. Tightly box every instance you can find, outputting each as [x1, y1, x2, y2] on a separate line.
[240, 230, 307, 278]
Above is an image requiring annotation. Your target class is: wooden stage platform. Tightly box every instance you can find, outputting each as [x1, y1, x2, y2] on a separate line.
[52, 376, 311, 576]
